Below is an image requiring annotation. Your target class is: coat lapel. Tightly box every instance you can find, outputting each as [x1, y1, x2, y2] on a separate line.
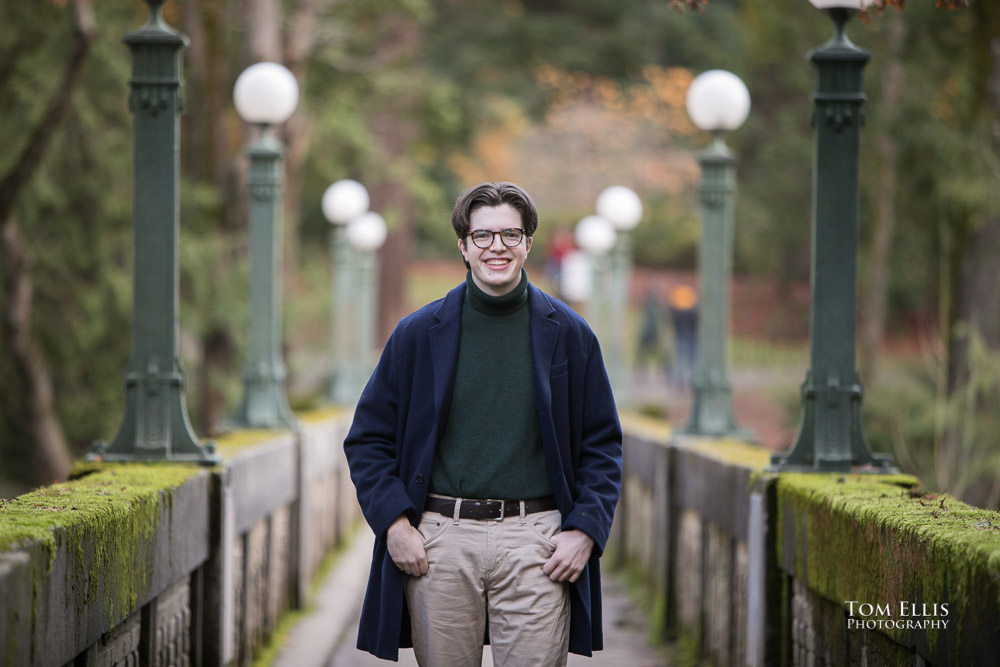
[428, 284, 465, 439]
[528, 284, 559, 419]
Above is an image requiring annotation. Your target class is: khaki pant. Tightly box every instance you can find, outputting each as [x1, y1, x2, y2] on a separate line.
[403, 501, 571, 667]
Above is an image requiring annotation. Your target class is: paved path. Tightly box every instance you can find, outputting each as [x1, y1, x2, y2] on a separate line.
[275, 526, 670, 667]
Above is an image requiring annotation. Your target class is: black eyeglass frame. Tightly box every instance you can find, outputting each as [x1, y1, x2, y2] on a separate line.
[468, 228, 526, 249]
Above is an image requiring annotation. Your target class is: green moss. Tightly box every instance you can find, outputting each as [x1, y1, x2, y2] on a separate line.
[619, 411, 673, 442]
[210, 407, 345, 458]
[665, 630, 706, 667]
[685, 436, 772, 471]
[612, 558, 675, 664]
[295, 406, 344, 424]
[250, 605, 313, 667]
[0, 464, 198, 552]
[213, 429, 294, 458]
[0, 464, 203, 634]
[776, 473, 1000, 656]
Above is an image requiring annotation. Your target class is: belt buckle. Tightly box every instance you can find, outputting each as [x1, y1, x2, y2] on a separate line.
[492, 499, 504, 522]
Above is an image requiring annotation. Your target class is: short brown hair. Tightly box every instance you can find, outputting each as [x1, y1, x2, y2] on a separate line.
[451, 182, 539, 240]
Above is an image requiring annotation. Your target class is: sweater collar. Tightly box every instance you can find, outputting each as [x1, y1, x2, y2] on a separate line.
[465, 269, 529, 315]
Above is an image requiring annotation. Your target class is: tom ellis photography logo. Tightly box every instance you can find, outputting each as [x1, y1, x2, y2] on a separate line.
[845, 601, 950, 631]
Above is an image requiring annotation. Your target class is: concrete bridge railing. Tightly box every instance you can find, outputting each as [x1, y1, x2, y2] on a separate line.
[611, 416, 1000, 667]
[0, 409, 359, 667]
[4, 412, 1000, 666]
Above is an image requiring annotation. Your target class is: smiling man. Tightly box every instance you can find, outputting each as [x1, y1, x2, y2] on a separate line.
[344, 182, 623, 666]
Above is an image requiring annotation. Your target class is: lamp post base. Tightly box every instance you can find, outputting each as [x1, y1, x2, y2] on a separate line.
[328, 365, 363, 406]
[767, 372, 896, 473]
[222, 366, 300, 432]
[681, 375, 753, 441]
[90, 359, 219, 464]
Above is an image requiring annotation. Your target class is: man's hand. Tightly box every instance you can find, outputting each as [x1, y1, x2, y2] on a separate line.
[386, 514, 429, 576]
[542, 529, 594, 583]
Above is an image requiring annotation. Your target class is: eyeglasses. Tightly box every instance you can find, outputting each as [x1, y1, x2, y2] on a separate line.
[469, 228, 525, 249]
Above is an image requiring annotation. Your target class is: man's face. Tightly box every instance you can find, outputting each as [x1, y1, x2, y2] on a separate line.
[459, 204, 532, 297]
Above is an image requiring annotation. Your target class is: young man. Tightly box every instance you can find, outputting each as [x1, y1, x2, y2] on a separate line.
[344, 182, 622, 666]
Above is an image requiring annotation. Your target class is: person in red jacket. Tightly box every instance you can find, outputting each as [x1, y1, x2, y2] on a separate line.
[343, 182, 622, 666]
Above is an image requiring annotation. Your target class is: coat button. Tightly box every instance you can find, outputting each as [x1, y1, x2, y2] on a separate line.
[415, 474, 424, 484]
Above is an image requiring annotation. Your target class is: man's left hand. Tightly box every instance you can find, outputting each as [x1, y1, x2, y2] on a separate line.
[542, 529, 594, 583]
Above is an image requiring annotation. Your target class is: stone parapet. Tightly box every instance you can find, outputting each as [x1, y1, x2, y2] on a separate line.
[0, 409, 358, 667]
[611, 420, 1000, 667]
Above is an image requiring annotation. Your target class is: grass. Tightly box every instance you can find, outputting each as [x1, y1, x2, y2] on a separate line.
[730, 337, 808, 369]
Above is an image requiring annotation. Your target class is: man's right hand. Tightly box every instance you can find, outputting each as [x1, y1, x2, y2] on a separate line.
[386, 514, 429, 576]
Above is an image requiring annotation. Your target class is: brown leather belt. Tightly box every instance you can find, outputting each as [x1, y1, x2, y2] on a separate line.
[424, 495, 558, 521]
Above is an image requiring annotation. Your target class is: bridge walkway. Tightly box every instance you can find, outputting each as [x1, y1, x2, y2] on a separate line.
[276, 526, 671, 667]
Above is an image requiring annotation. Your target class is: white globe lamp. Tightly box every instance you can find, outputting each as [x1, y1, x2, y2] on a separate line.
[595, 186, 643, 231]
[322, 180, 370, 226]
[808, 0, 874, 8]
[233, 62, 299, 125]
[346, 212, 388, 251]
[574, 215, 617, 255]
[686, 70, 751, 133]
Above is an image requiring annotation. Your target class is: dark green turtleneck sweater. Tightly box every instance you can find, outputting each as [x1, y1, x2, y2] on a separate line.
[429, 271, 552, 500]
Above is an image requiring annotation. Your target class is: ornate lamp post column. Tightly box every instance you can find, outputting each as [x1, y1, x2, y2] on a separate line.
[682, 70, 751, 438]
[596, 186, 643, 407]
[225, 63, 300, 430]
[322, 179, 370, 404]
[345, 211, 389, 398]
[574, 214, 618, 360]
[94, 0, 217, 462]
[770, 0, 895, 471]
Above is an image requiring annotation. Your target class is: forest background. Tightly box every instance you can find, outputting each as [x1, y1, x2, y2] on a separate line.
[2, 0, 998, 507]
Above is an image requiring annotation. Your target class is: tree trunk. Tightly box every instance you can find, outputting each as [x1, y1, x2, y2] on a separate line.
[244, 0, 281, 64]
[281, 0, 323, 276]
[858, 13, 905, 386]
[181, 0, 245, 435]
[365, 17, 422, 346]
[937, 3, 1000, 498]
[946, 5, 1000, 393]
[181, 0, 231, 203]
[370, 115, 419, 347]
[1, 219, 73, 484]
[0, 0, 95, 485]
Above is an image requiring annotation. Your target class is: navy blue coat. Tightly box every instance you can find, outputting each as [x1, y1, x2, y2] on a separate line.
[343, 281, 623, 661]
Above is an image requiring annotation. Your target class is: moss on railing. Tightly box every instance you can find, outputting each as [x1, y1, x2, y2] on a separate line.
[210, 407, 345, 458]
[776, 473, 1000, 655]
[0, 464, 205, 639]
[619, 411, 672, 442]
[213, 428, 294, 458]
[297, 406, 344, 424]
[0, 464, 201, 555]
[684, 435, 772, 471]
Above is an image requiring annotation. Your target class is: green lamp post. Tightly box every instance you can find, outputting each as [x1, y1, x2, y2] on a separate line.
[322, 179, 370, 404]
[770, 0, 895, 472]
[93, 0, 217, 463]
[345, 211, 389, 398]
[596, 186, 643, 407]
[225, 62, 300, 430]
[574, 214, 618, 364]
[682, 70, 751, 439]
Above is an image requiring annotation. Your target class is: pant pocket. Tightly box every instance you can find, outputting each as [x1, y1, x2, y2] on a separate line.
[417, 512, 452, 548]
[524, 509, 562, 549]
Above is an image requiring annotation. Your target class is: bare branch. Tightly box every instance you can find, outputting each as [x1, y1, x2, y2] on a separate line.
[0, 0, 96, 485]
[0, 0, 97, 222]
